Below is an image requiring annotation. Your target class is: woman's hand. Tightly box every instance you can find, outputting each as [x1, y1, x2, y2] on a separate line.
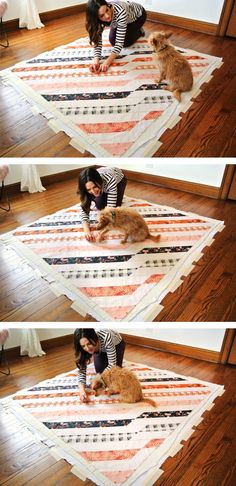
[91, 378, 98, 390]
[100, 52, 117, 72]
[83, 222, 95, 242]
[89, 58, 101, 73]
[79, 385, 89, 403]
[99, 61, 110, 73]
[84, 230, 95, 242]
[90, 52, 117, 74]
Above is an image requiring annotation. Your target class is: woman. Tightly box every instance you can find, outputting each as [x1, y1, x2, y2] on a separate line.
[74, 328, 126, 402]
[78, 166, 127, 241]
[86, 0, 147, 73]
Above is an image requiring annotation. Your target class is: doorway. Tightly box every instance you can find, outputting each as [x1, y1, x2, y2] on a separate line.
[220, 165, 236, 200]
[218, 0, 236, 36]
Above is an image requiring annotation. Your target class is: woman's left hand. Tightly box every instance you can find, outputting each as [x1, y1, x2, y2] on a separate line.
[100, 53, 117, 73]
[100, 62, 110, 73]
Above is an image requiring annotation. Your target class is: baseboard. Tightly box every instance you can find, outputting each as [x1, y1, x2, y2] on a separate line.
[3, 346, 21, 361]
[4, 19, 19, 33]
[4, 4, 86, 32]
[123, 170, 220, 199]
[41, 333, 74, 350]
[40, 168, 82, 187]
[147, 11, 217, 36]
[40, 4, 86, 24]
[121, 334, 220, 363]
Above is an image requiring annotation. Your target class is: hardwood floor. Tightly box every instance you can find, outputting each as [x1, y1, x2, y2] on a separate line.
[0, 341, 235, 486]
[0, 176, 236, 322]
[1, 13, 236, 157]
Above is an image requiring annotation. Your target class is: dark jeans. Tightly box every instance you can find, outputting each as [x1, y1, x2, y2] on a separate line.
[93, 176, 127, 210]
[93, 339, 126, 373]
[109, 8, 147, 48]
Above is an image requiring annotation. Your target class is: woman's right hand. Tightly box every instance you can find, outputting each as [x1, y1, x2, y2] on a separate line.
[79, 386, 89, 403]
[83, 222, 95, 242]
[89, 58, 101, 73]
[84, 229, 95, 242]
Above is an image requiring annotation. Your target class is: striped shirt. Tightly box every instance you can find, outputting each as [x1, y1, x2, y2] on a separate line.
[77, 329, 123, 385]
[94, 0, 144, 58]
[81, 166, 124, 223]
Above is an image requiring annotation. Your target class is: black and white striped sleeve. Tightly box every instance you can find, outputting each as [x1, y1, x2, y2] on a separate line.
[104, 336, 117, 369]
[97, 330, 119, 369]
[93, 33, 103, 59]
[112, 5, 128, 55]
[77, 365, 87, 385]
[103, 174, 118, 207]
[80, 205, 90, 224]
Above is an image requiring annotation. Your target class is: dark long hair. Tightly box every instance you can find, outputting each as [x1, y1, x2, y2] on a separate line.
[78, 166, 103, 215]
[86, 0, 110, 46]
[74, 328, 99, 369]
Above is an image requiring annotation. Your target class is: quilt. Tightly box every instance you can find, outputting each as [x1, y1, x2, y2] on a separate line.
[1, 361, 224, 486]
[0, 31, 223, 157]
[0, 197, 224, 322]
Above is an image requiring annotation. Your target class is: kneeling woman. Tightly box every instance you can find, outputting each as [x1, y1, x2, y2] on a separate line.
[86, 0, 147, 73]
[74, 328, 126, 402]
[78, 166, 127, 241]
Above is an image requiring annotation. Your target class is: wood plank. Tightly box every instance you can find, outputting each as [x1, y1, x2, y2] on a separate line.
[157, 230, 236, 322]
[2, 455, 61, 486]
[157, 378, 236, 485]
[1, 439, 47, 482]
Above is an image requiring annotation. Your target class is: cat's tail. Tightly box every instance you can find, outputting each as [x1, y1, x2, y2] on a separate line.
[148, 233, 161, 243]
[173, 89, 182, 102]
[142, 397, 157, 407]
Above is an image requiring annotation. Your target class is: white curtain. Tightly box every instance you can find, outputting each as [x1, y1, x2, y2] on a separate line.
[21, 164, 46, 193]
[21, 330, 46, 358]
[0, 329, 9, 346]
[0, 165, 9, 182]
[0, 1, 8, 19]
[19, 0, 44, 30]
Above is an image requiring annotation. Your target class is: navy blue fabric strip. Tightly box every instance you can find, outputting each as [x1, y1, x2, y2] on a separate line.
[43, 410, 192, 429]
[44, 246, 191, 265]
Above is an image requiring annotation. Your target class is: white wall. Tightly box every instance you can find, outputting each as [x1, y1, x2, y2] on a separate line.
[4, 329, 73, 350]
[142, 0, 224, 23]
[107, 162, 226, 188]
[4, 0, 224, 24]
[4, 1, 84, 21]
[4, 162, 226, 188]
[4, 163, 93, 185]
[4, 328, 226, 353]
[118, 329, 226, 352]
[37, 163, 95, 177]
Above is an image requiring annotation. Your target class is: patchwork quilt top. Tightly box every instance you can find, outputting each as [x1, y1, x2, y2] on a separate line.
[1, 197, 224, 321]
[0, 31, 223, 157]
[2, 361, 224, 486]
